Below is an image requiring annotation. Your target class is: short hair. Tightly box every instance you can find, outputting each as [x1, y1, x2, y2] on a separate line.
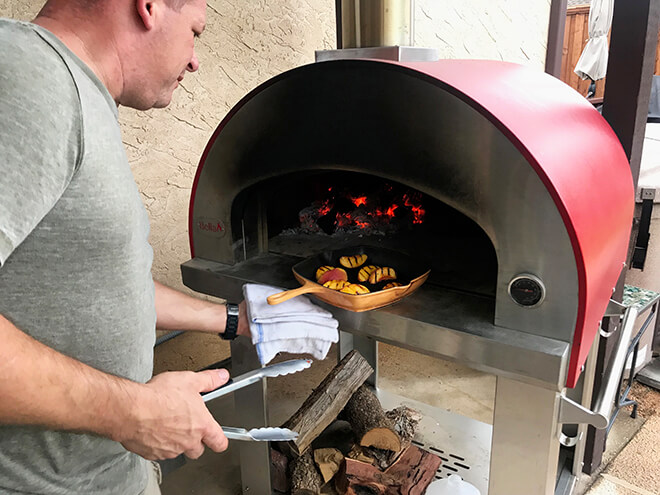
[165, 0, 188, 10]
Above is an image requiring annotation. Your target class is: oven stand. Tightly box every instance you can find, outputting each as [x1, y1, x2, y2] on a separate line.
[339, 332, 564, 495]
[230, 337, 273, 494]
[227, 330, 566, 495]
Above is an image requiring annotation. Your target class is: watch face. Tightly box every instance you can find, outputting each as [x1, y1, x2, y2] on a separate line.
[508, 275, 545, 308]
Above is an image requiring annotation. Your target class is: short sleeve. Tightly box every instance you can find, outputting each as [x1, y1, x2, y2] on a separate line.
[0, 24, 83, 266]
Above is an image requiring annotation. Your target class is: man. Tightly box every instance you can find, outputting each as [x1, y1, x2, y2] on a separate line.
[0, 0, 248, 493]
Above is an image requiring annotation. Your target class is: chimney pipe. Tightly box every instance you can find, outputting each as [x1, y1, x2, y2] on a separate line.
[336, 0, 414, 49]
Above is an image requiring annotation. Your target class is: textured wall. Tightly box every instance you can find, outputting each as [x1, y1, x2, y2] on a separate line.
[415, 0, 551, 67]
[1, 0, 552, 370]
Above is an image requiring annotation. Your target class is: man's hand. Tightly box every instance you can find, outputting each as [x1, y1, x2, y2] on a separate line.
[118, 369, 230, 460]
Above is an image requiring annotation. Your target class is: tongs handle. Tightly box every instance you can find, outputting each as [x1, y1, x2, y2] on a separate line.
[202, 376, 259, 403]
[222, 426, 253, 441]
[267, 280, 326, 305]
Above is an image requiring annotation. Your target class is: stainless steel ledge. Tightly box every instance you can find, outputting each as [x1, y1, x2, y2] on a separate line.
[181, 256, 570, 390]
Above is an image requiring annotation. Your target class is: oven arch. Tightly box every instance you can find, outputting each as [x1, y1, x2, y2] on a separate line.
[189, 59, 632, 387]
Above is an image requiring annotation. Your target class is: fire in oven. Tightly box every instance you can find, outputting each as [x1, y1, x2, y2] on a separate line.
[182, 58, 634, 495]
[234, 170, 497, 300]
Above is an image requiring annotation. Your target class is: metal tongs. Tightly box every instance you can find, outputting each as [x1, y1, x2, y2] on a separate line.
[203, 358, 312, 442]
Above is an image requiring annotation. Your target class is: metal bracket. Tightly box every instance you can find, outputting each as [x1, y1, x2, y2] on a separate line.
[558, 306, 638, 430]
[600, 322, 618, 339]
[632, 188, 655, 270]
[558, 396, 608, 429]
[604, 299, 626, 318]
[559, 430, 580, 448]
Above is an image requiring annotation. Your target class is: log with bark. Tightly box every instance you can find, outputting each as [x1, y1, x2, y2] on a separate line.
[281, 350, 374, 456]
[345, 403, 423, 470]
[291, 450, 323, 495]
[335, 445, 442, 495]
[270, 448, 289, 493]
[341, 385, 401, 453]
[386, 406, 422, 451]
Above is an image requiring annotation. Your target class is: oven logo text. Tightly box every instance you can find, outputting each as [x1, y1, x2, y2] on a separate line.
[196, 218, 226, 238]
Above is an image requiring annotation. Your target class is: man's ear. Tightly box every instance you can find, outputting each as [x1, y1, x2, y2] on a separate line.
[135, 0, 156, 30]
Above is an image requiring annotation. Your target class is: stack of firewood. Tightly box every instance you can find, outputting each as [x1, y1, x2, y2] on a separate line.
[271, 350, 442, 494]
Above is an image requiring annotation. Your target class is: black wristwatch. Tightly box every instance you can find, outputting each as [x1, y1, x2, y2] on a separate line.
[221, 303, 240, 340]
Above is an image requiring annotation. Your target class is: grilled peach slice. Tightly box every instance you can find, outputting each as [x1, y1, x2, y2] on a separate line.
[357, 265, 379, 283]
[339, 254, 368, 269]
[315, 265, 334, 281]
[323, 280, 352, 290]
[369, 267, 397, 284]
[318, 267, 348, 285]
[339, 283, 371, 295]
[382, 282, 403, 290]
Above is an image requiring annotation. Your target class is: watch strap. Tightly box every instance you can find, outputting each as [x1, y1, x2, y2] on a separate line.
[221, 303, 240, 340]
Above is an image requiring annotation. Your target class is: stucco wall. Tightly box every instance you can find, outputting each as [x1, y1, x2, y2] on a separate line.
[1, 0, 551, 370]
[416, 0, 551, 66]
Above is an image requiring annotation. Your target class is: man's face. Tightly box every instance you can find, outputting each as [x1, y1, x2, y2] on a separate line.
[127, 0, 206, 109]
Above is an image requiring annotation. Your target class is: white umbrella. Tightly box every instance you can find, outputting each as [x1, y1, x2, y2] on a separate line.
[574, 0, 614, 81]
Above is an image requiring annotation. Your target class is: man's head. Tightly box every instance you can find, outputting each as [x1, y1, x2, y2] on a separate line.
[35, 0, 207, 110]
[124, 0, 207, 109]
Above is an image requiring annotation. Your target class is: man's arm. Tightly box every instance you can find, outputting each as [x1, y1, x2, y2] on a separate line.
[0, 314, 229, 460]
[154, 281, 249, 337]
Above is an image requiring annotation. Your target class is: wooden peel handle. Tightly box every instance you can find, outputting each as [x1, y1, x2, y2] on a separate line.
[267, 281, 326, 305]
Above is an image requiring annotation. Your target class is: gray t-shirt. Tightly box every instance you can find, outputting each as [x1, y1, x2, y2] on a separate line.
[0, 19, 156, 494]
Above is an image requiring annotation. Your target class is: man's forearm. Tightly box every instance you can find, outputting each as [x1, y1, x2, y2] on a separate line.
[0, 314, 138, 440]
[154, 281, 227, 333]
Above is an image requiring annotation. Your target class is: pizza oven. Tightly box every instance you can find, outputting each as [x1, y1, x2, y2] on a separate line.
[181, 57, 634, 494]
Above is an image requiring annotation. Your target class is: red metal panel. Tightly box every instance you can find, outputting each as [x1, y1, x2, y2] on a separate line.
[400, 60, 633, 387]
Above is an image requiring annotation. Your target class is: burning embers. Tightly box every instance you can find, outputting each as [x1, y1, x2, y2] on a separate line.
[294, 185, 426, 236]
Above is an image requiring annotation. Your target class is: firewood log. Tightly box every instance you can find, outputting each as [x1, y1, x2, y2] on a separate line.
[385, 445, 442, 495]
[349, 406, 423, 470]
[313, 448, 344, 483]
[335, 458, 393, 495]
[336, 446, 442, 495]
[386, 406, 422, 448]
[291, 450, 322, 495]
[270, 448, 289, 493]
[281, 350, 374, 456]
[341, 385, 401, 453]
[346, 445, 376, 465]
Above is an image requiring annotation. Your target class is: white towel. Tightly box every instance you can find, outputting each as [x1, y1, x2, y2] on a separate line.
[243, 283, 339, 365]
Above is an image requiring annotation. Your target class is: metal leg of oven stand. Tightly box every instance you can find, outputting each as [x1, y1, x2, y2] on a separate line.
[230, 336, 273, 494]
[489, 377, 561, 495]
[607, 307, 656, 434]
[339, 330, 378, 387]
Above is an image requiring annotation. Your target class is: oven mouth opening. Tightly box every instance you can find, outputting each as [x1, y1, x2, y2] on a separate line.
[233, 170, 498, 298]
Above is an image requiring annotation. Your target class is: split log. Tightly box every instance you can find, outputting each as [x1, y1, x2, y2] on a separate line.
[342, 385, 400, 453]
[291, 450, 323, 495]
[358, 447, 394, 471]
[335, 446, 442, 495]
[385, 445, 442, 494]
[335, 458, 395, 495]
[282, 350, 374, 456]
[313, 448, 344, 483]
[346, 445, 377, 465]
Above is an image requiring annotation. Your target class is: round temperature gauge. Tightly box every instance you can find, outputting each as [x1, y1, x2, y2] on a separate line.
[508, 274, 546, 308]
